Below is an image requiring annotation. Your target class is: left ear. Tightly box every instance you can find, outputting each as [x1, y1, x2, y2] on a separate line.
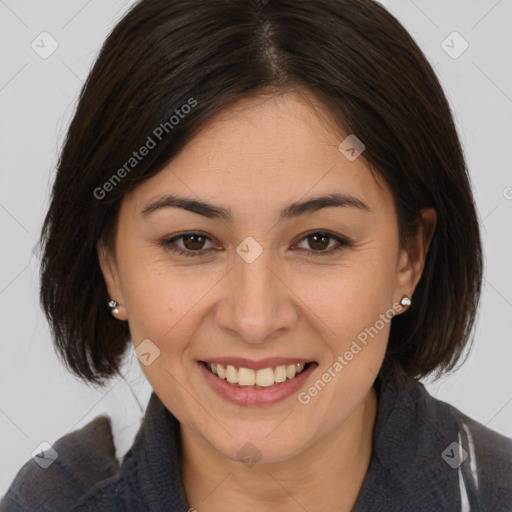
[394, 207, 437, 302]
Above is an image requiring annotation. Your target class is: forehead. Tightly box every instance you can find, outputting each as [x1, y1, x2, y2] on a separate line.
[124, 91, 392, 220]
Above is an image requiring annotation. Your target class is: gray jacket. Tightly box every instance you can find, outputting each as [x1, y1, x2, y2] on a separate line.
[1, 364, 511, 511]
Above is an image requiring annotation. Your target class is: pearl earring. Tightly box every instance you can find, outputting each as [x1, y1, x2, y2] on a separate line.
[400, 295, 412, 309]
[107, 300, 119, 316]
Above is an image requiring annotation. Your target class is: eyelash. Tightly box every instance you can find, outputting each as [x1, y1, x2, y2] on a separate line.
[160, 231, 353, 258]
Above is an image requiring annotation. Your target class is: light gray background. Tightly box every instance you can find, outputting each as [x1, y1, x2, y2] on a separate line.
[1, 0, 511, 496]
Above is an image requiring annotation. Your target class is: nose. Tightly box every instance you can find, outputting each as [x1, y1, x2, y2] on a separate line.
[213, 244, 299, 344]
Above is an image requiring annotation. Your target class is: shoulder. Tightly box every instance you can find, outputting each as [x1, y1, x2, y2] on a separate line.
[441, 399, 512, 504]
[414, 376, 512, 506]
[374, 365, 512, 509]
[385, 365, 512, 467]
[416, 379, 512, 468]
[0, 415, 120, 512]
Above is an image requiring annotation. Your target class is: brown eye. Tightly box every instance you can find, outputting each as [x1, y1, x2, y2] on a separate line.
[306, 233, 330, 251]
[295, 231, 352, 256]
[182, 234, 207, 250]
[161, 232, 217, 257]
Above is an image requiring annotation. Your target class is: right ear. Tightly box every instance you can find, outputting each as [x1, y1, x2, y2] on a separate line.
[97, 242, 127, 321]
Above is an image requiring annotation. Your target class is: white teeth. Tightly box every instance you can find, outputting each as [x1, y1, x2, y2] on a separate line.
[225, 364, 238, 383]
[255, 368, 275, 387]
[274, 365, 287, 383]
[286, 364, 297, 379]
[238, 367, 256, 386]
[206, 362, 309, 387]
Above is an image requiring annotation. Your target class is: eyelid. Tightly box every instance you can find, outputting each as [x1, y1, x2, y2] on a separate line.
[161, 231, 218, 256]
[292, 230, 352, 253]
[160, 230, 353, 257]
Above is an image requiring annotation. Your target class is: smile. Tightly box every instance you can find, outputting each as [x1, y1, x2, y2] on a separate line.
[202, 361, 310, 388]
[198, 359, 318, 406]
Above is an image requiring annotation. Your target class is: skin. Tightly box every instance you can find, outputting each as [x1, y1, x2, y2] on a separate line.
[99, 90, 436, 512]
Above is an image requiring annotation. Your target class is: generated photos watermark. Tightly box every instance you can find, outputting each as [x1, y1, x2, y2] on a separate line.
[297, 300, 403, 405]
[93, 97, 198, 200]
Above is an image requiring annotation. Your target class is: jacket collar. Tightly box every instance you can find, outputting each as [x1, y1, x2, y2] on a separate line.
[353, 363, 461, 510]
[118, 392, 188, 511]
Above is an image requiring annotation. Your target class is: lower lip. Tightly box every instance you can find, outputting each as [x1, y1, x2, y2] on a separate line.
[198, 361, 317, 407]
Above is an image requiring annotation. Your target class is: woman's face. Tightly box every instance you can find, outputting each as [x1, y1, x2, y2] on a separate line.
[100, 91, 431, 464]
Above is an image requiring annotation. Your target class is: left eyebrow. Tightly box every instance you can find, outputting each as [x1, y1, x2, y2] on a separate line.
[279, 192, 370, 221]
[140, 192, 370, 222]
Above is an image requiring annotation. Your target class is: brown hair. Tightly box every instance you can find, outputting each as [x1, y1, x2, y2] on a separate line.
[40, 0, 482, 387]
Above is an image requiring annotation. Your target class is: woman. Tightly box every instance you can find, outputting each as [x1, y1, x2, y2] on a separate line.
[2, 0, 511, 510]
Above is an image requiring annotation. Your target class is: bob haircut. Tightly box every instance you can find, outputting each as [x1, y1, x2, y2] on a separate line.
[40, 0, 482, 387]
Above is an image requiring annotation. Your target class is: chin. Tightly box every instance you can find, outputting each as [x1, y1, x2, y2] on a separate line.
[204, 423, 310, 466]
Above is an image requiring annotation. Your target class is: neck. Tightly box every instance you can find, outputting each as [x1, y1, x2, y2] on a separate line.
[181, 386, 378, 512]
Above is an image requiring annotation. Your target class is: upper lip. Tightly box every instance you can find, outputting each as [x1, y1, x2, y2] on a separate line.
[201, 357, 314, 370]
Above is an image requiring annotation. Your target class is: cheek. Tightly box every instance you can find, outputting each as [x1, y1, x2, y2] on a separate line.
[118, 261, 219, 416]
[118, 254, 229, 372]
[296, 267, 394, 429]
[296, 247, 397, 342]
[292, 242, 397, 398]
